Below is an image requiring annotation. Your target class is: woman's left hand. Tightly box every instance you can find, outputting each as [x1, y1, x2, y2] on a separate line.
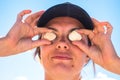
[72, 18, 120, 74]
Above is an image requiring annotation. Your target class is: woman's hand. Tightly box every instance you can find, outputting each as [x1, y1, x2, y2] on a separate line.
[0, 10, 51, 56]
[72, 18, 120, 74]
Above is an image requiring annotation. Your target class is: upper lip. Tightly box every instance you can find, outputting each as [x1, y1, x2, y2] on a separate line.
[51, 52, 73, 60]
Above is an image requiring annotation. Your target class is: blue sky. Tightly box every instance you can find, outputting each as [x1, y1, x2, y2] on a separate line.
[0, 0, 120, 80]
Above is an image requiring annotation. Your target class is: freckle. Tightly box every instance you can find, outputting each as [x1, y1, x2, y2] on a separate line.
[72, 65, 74, 67]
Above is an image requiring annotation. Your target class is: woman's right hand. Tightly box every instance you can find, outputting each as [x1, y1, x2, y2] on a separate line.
[0, 10, 51, 56]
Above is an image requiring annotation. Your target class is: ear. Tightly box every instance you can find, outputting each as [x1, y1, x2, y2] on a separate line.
[39, 57, 42, 64]
[36, 55, 43, 65]
[35, 47, 42, 64]
[38, 49, 42, 64]
[84, 55, 90, 66]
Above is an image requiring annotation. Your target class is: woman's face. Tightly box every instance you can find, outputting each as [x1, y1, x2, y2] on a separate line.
[40, 17, 89, 79]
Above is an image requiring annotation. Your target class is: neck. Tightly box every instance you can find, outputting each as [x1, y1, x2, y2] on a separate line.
[45, 72, 81, 80]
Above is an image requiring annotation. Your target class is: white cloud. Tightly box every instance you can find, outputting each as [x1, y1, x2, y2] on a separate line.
[13, 72, 117, 80]
[14, 76, 28, 80]
[81, 72, 117, 80]
[93, 72, 117, 80]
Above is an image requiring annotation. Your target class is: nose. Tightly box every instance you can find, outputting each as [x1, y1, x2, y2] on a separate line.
[56, 42, 69, 50]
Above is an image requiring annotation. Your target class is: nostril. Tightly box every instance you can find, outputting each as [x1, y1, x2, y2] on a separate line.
[64, 46, 67, 49]
[57, 45, 68, 49]
[56, 42, 69, 50]
[58, 46, 61, 48]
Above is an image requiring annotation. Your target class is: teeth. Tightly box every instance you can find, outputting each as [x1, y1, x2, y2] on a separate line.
[69, 31, 82, 41]
[43, 32, 56, 41]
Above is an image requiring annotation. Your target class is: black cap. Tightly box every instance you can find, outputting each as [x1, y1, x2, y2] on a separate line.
[37, 2, 93, 30]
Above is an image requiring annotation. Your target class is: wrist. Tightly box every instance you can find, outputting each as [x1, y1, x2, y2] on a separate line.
[106, 55, 120, 74]
[0, 36, 15, 56]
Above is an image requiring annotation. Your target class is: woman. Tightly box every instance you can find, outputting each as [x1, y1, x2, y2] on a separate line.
[0, 2, 120, 79]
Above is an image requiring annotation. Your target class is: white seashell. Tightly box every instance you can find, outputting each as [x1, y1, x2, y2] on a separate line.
[69, 31, 82, 41]
[43, 32, 56, 41]
[103, 25, 107, 34]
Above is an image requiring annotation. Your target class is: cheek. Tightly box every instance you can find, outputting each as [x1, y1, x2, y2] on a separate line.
[40, 46, 50, 58]
[71, 46, 87, 66]
[70, 50, 87, 72]
[40, 46, 51, 67]
[75, 52, 87, 65]
[40, 45, 54, 62]
[74, 54, 87, 72]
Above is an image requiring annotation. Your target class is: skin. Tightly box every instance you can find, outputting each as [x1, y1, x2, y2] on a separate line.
[40, 17, 89, 80]
[0, 10, 51, 56]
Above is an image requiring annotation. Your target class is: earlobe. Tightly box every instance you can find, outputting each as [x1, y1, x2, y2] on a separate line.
[86, 55, 90, 62]
[36, 55, 43, 64]
[39, 58, 42, 64]
[84, 55, 90, 66]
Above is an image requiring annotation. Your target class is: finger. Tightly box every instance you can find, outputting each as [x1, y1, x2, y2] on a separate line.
[106, 22, 113, 35]
[72, 41, 99, 62]
[25, 10, 45, 24]
[92, 18, 104, 33]
[17, 10, 32, 22]
[72, 41, 91, 56]
[33, 27, 53, 35]
[76, 29, 94, 41]
[100, 22, 113, 35]
[29, 16, 40, 28]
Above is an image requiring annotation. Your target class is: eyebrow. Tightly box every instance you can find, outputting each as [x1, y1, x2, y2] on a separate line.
[69, 27, 81, 32]
[47, 27, 58, 31]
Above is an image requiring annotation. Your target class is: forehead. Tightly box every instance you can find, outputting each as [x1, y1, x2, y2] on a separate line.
[45, 17, 84, 30]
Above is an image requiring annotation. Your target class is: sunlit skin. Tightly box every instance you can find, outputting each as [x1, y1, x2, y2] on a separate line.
[39, 17, 90, 80]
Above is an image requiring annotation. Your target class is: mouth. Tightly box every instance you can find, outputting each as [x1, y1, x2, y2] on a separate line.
[52, 56, 72, 60]
[51, 53, 73, 60]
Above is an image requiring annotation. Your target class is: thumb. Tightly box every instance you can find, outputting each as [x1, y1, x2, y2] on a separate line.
[17, 10, 32, 22]
[31, 39, 51, 48]
[72, 41, 91, 56]
[72, 41, 100, 62]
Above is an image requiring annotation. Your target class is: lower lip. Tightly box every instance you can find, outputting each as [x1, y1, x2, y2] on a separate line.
[52, 56, 72, 60]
